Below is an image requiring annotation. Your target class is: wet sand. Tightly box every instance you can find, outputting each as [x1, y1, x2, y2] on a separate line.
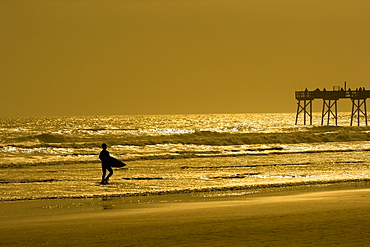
[1, 187, 370, 246]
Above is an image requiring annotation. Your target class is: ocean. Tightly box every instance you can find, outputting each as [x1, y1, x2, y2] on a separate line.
[1, 113, 370, 201]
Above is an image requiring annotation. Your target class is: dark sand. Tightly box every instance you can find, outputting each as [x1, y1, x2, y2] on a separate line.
[1, 186, 370, 246]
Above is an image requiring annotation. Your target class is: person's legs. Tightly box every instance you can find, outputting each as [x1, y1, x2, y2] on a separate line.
[104, 166, 114, 183]
[101, 166, 107, 184]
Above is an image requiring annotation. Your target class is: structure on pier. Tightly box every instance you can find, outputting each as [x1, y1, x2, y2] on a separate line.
[295, 84, 369, 126]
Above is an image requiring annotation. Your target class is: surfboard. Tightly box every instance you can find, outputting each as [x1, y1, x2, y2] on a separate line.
[109, 157, 127, 168]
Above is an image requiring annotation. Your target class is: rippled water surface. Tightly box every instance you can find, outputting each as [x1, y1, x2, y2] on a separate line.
[1, 113, 370, 200]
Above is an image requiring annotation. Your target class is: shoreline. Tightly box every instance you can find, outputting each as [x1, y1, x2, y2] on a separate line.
[1, 182, 370, 246]
[1, 178, 370, 202]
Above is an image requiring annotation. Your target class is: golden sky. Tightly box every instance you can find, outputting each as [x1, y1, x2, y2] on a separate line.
[0, 0, 369, 116]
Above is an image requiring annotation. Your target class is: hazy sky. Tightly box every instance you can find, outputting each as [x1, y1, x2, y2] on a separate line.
[0, 0, 369, 117]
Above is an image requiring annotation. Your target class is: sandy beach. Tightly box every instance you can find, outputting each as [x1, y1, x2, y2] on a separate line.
[1, 185, 370, 246]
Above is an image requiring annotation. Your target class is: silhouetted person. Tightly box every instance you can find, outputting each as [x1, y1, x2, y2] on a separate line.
[99, 143, 113, 185]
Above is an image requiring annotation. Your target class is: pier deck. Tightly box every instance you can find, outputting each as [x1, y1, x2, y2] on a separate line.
[295, 90, 370, 100]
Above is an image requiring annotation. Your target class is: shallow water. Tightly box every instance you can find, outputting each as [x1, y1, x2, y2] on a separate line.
[1, 151, 370, 201]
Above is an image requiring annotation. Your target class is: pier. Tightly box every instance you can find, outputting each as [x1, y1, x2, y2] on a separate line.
[295, 84, 369, 126]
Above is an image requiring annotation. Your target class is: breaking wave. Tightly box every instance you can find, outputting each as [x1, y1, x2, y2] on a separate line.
[4, 126, 370, 148]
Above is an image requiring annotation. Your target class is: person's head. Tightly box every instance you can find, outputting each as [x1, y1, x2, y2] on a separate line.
[102, 143, 107, 150]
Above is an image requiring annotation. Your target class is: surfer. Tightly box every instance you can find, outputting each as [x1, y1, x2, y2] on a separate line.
[99, 143, 114, 185]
